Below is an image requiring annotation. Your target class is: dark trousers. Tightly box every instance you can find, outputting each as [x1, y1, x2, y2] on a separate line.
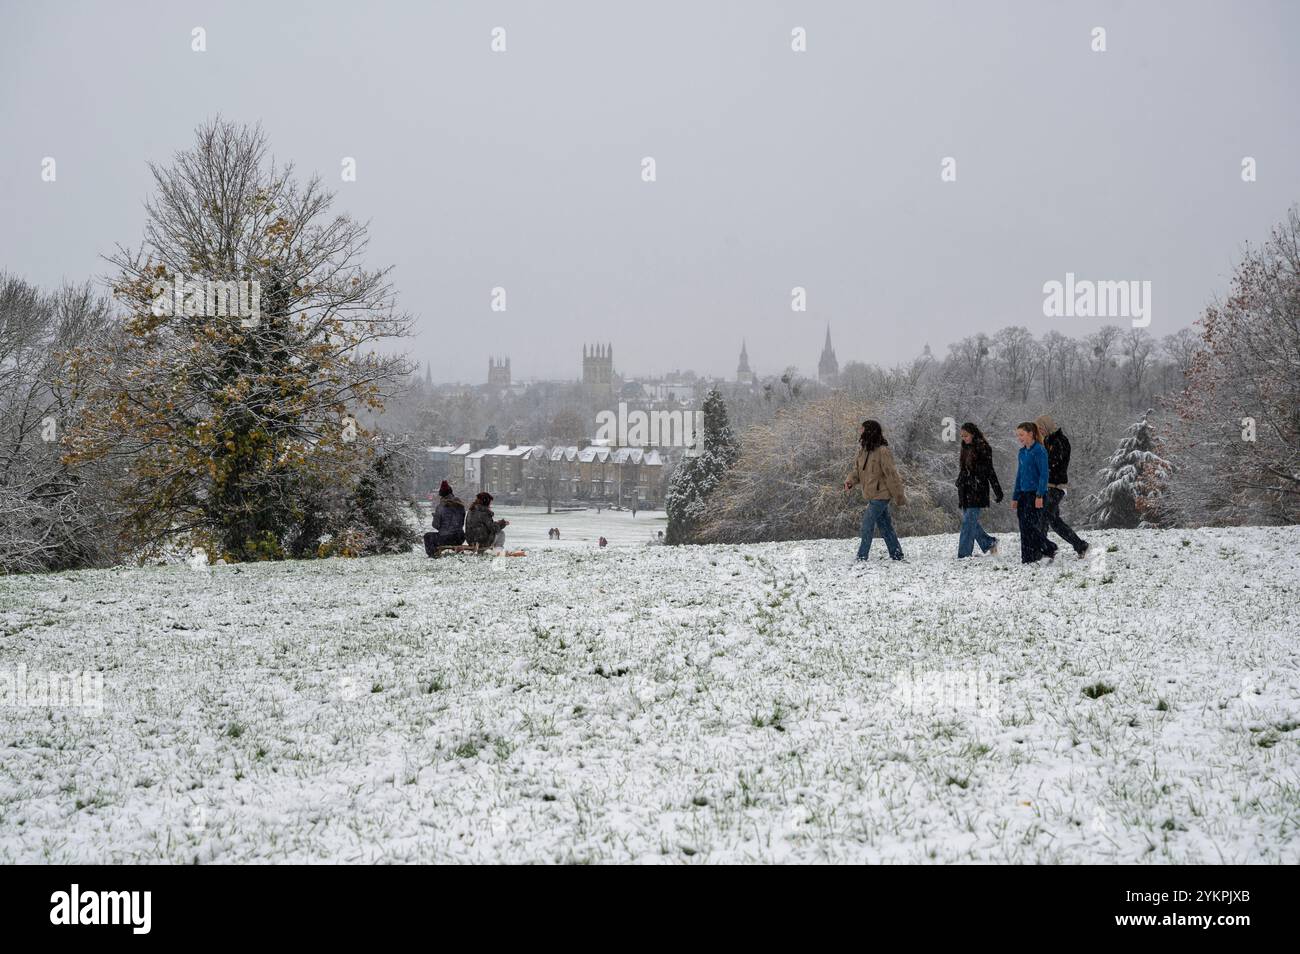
[1044, 487, 1088, 554]
[423, 529, 465, 556]
[1015, 492, 1058, 563]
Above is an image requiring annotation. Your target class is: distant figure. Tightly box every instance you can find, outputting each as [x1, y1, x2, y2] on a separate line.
[1012, 422, 1057, 564]
[1035, 414, 1090, 559]
[656, 530, 664, 541]
[547, 527, 556, 540]
[844, 419, 906, 562]
[598, 536, 608, 548]
[631, 503, 637, 518]
[955, 423, 1002, 558]
[465, 492, 509, 549]
[554, 527, 561, 540]
[424, 480, 465, 556]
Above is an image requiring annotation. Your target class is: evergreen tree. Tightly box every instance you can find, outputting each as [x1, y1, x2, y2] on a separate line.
[1089, 411, 1172, 529]
[665, 389, 738, 543]
[485, 424, 500, 446]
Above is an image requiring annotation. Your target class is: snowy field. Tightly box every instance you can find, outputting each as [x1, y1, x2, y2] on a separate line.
[1, 525, 1297, 864]
[420, 503, 668, 551]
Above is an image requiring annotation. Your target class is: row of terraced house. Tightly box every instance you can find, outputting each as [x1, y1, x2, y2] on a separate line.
[419, 442, 676, 508]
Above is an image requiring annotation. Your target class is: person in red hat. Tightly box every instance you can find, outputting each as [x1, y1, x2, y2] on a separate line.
[424, 480, 466, 555]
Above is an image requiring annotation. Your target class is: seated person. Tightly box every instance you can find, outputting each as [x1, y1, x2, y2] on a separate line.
[424, 481, 465, 555]
[465, 491, 509, 548]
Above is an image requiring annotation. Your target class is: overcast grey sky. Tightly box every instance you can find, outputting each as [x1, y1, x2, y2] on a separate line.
[2, 0, 1298, 383]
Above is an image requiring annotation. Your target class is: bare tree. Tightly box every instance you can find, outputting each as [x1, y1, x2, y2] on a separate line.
[1158, 327, 1202, 392]
[992, 326, 1038, 401]
[1120, 328, 1154, 408]
[0, 276, 118, 571]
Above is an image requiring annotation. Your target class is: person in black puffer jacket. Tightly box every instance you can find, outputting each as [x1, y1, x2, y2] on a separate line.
[1035, 414, 1089, 558]
[423, 480, 466, 556]
[431, 481, 466, 543]
[955, 422, 1003, 558]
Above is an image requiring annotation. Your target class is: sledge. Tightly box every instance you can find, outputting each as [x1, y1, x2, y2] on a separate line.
[432, 544, 483, 558]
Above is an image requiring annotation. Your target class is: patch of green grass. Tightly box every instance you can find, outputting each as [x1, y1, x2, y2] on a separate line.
[1082, 682, 1115, 700]
[751, 701, 786, 731]
[225, 721, 245, 739]
[453, 738, 480, 759]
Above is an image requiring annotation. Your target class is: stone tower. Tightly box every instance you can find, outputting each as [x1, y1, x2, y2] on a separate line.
[488, 355, 511, 388]
[582, 343, 614, 397]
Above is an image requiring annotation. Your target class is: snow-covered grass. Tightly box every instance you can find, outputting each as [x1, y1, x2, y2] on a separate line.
[1, 525, 1297, 863]
[419, 503, 668, 551]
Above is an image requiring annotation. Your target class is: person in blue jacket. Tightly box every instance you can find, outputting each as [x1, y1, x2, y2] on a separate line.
[1011, 422, 1058, 564]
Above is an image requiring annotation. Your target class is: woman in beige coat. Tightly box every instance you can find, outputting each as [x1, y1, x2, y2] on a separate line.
[843, 420, 906, 561]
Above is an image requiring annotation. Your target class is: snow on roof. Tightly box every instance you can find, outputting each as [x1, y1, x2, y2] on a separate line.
[474, 444, 541, 459]
[448, 443, 472, 455]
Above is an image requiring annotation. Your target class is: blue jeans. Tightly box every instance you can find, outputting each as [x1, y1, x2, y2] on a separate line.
[856, 499, 904, 561]
[957, 507, 996, 558]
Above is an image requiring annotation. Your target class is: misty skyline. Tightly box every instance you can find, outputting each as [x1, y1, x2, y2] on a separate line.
[2, 0, 1298, 383]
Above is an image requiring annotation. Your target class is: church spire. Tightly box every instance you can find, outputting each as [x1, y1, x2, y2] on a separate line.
[736, 338, 753, 384]
[818, 324, 839, 384]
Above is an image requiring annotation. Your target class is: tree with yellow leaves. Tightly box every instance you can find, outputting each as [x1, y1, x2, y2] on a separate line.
[66, 119, 413, 561]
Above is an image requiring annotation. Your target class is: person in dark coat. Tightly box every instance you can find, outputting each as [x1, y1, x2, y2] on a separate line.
[1035, 414, 1090, 559]
[432, 481, 466, 543]
[465, 491, 509, 548]
[424, 480, 466, 556]
[955, 422, 1003, 558]
[1011, 422, 1058, 564]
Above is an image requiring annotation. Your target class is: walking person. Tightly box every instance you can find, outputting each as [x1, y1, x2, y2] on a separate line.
[1011, 422, 1058, 564]
[1034, 415, 1090, 559]
[843, 420, 906, 561]
[955, 423, 1003, 558]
